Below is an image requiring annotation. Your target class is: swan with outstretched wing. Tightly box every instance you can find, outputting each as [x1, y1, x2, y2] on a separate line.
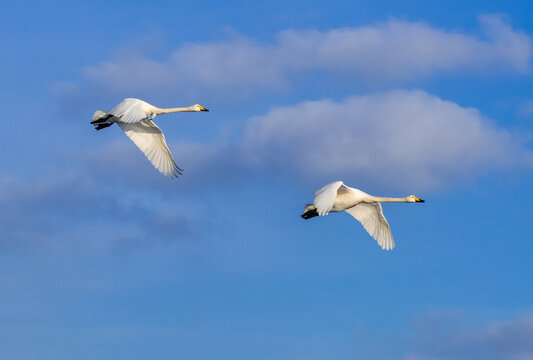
[302, 181, 425, 250]
[91, 98, 209, 178]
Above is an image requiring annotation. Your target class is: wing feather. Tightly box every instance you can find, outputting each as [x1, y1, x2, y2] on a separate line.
[118, 120, 182, 178]
[345, 203, 395, 250]
[313, 181, 344, 216]
[110, 98, 151, 123]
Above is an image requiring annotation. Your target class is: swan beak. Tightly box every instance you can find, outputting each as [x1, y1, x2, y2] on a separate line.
[414, 196, 425, 203]
[199, 106, 209, 112]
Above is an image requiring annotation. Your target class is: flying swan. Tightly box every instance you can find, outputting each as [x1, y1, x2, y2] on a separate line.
[301, 181, 425, 250]
[91, 98, 209, 178]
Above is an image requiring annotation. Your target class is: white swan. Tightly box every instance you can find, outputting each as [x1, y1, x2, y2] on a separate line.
[91, 98, 209, 178]
[301, 181, 425, 250]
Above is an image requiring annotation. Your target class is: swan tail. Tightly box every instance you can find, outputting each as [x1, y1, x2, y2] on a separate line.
[91, 110, 115, 131]
[301, 204, 319, 220]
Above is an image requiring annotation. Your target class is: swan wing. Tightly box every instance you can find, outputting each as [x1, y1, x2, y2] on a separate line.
[345, 203, 395, 251]
[110, 98, 152, 123]
[118, 120, 182, 178]
[313, 181, 344, 216]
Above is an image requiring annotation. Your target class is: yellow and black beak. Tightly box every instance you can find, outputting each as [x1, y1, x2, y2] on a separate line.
[414, 196, 425, 203]
[199, 106, 209, 112]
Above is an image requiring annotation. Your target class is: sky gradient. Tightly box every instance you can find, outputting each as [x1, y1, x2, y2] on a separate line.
[1, 1, 533, 359]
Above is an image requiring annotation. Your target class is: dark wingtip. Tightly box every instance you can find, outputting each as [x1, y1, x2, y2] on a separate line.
[301, 208, 319, 220]
[170, 169, 183, 179]
[93, 122, 113, 131]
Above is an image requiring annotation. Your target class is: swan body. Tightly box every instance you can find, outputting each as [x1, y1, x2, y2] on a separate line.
[301, 181, 424, 250]
[91, 98, 209, 178]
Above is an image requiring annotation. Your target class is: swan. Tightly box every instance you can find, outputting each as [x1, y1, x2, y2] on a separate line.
[91, 98, 209, 178]
[301, 181, 425, 250]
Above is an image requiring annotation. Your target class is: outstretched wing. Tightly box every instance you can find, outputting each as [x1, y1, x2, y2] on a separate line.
[313, 181, 344, 216]
[118, 120, 182, 178]
[345, 203, 395, 251]
[110, 98, 152, 123]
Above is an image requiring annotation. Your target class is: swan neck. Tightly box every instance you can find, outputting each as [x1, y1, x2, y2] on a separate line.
[154, 106, 194, 114]
[369, 196, 409, 203]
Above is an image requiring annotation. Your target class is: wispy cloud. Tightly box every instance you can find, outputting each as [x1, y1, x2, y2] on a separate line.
[401, 311, 533, 360]
[0, 173, 199, 252]
[517, 99, 533, 117]
[60, 15, 531, 102]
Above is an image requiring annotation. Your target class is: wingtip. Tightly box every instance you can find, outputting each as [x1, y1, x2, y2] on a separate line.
[168, 165, 184, 179]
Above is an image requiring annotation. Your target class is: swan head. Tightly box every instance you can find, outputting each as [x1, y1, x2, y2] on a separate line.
[407, 195, 425, 203]
[192, 104, 209, 112]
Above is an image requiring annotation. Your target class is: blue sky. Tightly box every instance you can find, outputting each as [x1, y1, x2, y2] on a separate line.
[1, 0, 533, 359]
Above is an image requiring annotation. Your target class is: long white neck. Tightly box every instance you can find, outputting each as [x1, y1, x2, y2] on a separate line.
[154, 106, 197, 114]
[368, 196, 410, 203]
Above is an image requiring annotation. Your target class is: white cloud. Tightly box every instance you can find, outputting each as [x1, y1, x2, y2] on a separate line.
[279, 14, 530, 78]
[240, 90, 528, 189]
[76, 15, 530, 98]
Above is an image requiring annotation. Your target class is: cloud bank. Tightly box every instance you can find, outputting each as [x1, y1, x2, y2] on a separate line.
[76, 15, 530, 99]
[241, 90, 527, 189]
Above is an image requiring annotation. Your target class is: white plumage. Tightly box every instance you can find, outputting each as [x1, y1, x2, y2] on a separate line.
[91, 98, 209, 178]
[117, 121, 180, 178]
[302, 181, 425, 250]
